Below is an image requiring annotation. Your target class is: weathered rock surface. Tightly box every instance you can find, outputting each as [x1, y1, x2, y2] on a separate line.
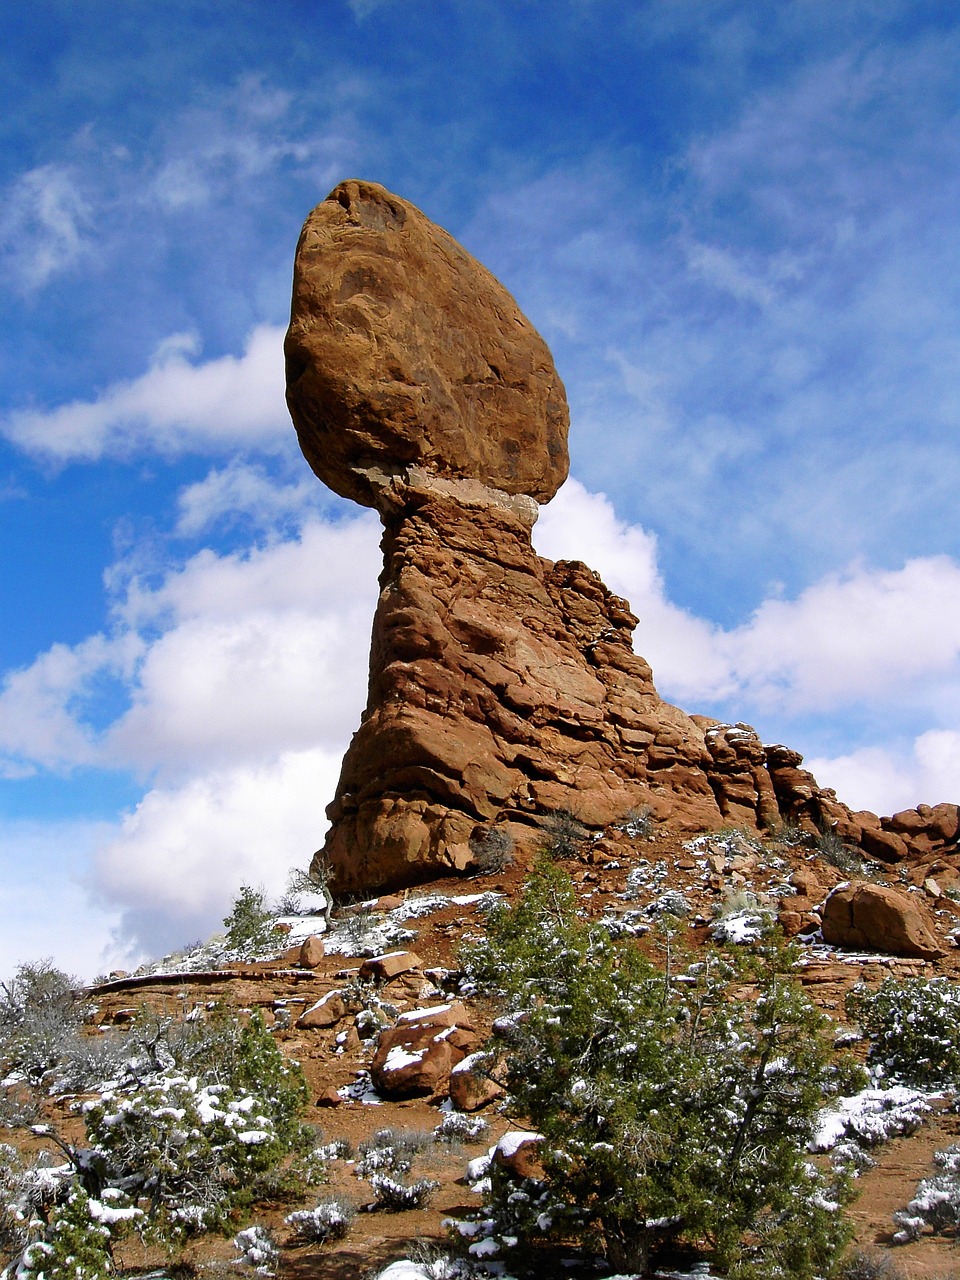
[370, 1002, 477, 1099]
[821, 882, 944, 960]
[286, 179, 569, 510]
[287, 181, 960, 895]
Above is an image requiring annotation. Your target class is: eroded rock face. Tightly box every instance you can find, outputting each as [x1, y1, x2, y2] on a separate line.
[287, 181, 959, 895]
[285, 179, 569, 509]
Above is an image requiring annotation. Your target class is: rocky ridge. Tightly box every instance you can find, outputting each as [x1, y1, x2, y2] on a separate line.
[284, 180, 958, 895]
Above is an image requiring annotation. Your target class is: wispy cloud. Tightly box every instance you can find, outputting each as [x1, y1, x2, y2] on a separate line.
[3, 325, 288, 462]
[0, 163, 92, 290]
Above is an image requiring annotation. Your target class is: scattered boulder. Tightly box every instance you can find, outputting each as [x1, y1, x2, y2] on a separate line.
[358, 951, 422, 982]
[493, 1131, 545, 1181]
[370, 1002, 477, 1099]
[449, 1051, 505, 1112]
[297, 990, 348, 1029]
[821, 882, 944, 960]
[298, 935, 325, 968]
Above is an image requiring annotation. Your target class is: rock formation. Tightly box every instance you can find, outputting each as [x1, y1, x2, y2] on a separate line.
[286, 179, 959, 895]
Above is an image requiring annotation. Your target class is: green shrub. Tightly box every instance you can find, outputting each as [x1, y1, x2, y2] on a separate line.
[17, 1187, 118, 1280]
[463, 860, 856, 1279]
[846, 977, 960, 1087]
[222, 884, 282, 957]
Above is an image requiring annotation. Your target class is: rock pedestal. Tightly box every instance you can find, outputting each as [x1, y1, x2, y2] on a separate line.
[286, 180, 960, 895]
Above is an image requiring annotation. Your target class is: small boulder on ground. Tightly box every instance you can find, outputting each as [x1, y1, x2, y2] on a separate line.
[296, 990, 348, 1029]
[370, 1001, 477, 1099]
[298, 935, 325, 967]
[359, 951, 422, 982]
[821, 882, 944, 960]
[493, 1131, 545, 1180]
[449, 1051, 505, 1112]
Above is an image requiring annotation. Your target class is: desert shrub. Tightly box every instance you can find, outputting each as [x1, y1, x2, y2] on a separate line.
[16, 1186, 123, 1280]
[816, 830, 866, 875]
[285, 1196, 355, 1241]
[462, 859, 857, 1279]
[355, 1128, 438, 1213]
[846, 977, 960, 1087]
[892, 1144, 960, 1242]
[355, 1127, 433, 1179]
[0, 962, 81, 1084]
[368, 1174, 438, 1212]
[539, 809, 588, 859]
[618, 806, 654, 839]
[469, 826, 515, 875]
[223, 884, 283, 957]
[234, 1223, 279, 1271]
[839, 1248, 908, 1280]
[433, 1112, 488, 1144]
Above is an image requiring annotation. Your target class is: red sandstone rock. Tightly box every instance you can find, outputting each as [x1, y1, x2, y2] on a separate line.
[493, 1132, 546, 1181]
[821, 882, 943, 960]
[298, 935, 325, 968]
[297, 991, 347, 1029]
[286, 180, 569, 510]
[285, 181, 959, 894]
[370, 1003, 475, 1099]
[358, 951, 422, 982]
[449, 1052, 505, 1112]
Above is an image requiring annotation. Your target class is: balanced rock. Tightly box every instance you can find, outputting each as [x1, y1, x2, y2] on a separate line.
[286, 179, 569, 510]
[287, 181, 960, 895]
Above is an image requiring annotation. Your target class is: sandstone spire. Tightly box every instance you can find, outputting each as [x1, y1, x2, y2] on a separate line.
[286, 181, 958, 894]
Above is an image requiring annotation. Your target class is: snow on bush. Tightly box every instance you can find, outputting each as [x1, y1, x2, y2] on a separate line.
[846, 977, 960, 1087]
[234, 1223, 279, 1273]
[812, 1086, 931, 1155]
[892, 1144, 960, 1242]
[285, 1196, 355, 1241]
[433, 1111, 488, 1144]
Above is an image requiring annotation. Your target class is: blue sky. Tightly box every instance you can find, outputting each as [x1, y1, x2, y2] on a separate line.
[2, 0, 959, 979]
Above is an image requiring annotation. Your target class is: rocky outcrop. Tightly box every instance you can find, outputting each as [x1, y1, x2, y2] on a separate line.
[286, 180, 959, 895]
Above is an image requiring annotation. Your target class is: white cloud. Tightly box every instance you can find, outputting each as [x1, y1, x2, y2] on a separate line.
[3, 325, 288, 462]
[536, 480, 960, 741]
[0, 511, 381, 781]
[809, 729, 960, 817]
[175, 460, 324, 535]
[92, 747, 344, 958]
[0, 164, 91, 290]
[534, 479, 730, 700]
[0, 634, 140, 775]
[0, 508, 381, 960]
[0, 819, 128, 983]
[720, 557, 960, 713]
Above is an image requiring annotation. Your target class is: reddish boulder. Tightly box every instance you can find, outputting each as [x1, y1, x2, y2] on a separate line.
[358, 951, 422, 982]
[449, 1052, 505, 1112]
[821, 882, 943, 960]
[297, 990, 347, 1029]
[286, 180, 569, 510]
[493, 1131, 546, 1180]
[370, 1003, 477, 1099]
[298, 935, 325, 968]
